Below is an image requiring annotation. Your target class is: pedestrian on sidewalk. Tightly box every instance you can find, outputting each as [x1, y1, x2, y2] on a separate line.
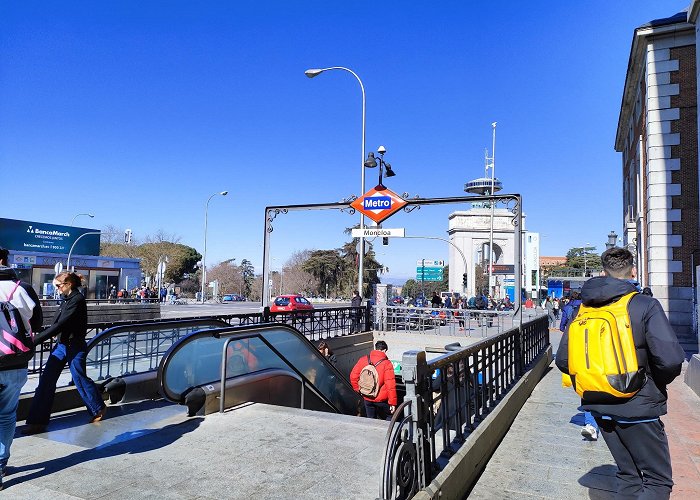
[23, 272, 107, 435]
[0, 248, 43, 490]
[556, 247, 685, 499]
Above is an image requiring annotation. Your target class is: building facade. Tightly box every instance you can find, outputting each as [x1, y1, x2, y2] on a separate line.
[615, 10, 698, 340]
[0, 217, 141, 299]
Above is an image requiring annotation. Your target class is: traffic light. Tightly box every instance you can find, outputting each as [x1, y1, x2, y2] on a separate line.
[462, 273, 468, 288]
[382, 237, 389, 246]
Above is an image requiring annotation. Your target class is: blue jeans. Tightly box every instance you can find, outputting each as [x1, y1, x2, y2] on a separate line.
[27, 341, 104, 425]
[584, 411, 598, 428]
[0, 368, 27, 469]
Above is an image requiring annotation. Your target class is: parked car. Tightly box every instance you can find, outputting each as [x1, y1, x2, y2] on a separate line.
[270, 294, 314, 313]
[223, 294, 246, 302]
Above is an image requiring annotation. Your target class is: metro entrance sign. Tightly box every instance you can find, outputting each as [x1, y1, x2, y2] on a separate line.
[350, 186, 407, 224]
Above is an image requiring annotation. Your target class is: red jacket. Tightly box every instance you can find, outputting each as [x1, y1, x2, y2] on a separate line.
[350, 350, 397, 405]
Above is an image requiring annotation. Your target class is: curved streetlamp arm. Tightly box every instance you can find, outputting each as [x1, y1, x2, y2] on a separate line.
[66, 231, 101, 270]
[403, 236, 468, 293]
[305, 65, 367, 297]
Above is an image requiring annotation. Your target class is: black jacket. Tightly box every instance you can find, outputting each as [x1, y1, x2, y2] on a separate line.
[34, 289, 88, 345]
[555, 276, 685, 419]
[0, 265, 43, 370]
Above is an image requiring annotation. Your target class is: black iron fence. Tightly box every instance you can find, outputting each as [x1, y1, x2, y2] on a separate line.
[380, 315, 549, 500]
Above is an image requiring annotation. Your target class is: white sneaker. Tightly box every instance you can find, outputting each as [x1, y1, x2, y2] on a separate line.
[581, 424, 598, 441]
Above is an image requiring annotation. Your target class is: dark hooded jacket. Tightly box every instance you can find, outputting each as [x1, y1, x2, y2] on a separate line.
[0, 265, 43, 371]
[555, 276, 685, 419]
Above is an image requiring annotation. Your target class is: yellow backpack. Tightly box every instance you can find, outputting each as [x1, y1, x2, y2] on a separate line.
[567, 292, 645, 402]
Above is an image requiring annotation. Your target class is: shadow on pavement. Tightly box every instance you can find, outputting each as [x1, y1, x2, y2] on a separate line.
[5, 417, 202, 490]
[581, 464, 617, 499]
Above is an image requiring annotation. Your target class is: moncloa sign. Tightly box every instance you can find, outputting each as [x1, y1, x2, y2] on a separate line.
[351, 228, 405, 237]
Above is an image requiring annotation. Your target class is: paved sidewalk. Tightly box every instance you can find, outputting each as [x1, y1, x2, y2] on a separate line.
[3, 402, 388, 499]
[471, 330, 700, 499]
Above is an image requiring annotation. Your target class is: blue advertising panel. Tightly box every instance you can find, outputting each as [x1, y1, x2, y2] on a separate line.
[0, 218, 101, 256]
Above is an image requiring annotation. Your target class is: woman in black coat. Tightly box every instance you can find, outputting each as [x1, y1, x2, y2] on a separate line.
[23, 272, 106, 434]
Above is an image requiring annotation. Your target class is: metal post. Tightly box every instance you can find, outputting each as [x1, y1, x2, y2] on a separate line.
[305, 66, 366, 297]
[401, 350, 431, 490]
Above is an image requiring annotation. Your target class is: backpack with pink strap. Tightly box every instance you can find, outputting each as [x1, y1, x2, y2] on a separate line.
[0, 281, 35, 367]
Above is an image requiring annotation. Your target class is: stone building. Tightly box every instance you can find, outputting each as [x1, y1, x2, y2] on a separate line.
[615, 9, 698, 347]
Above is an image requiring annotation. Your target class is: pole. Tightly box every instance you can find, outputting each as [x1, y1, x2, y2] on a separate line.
[201, 191, 228, 303]
[305, 66, 365, 297]
[66, 231, 101, 271]
[488, 123, 497, 297]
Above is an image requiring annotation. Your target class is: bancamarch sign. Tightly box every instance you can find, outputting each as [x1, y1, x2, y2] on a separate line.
[0, 218, 101, 256]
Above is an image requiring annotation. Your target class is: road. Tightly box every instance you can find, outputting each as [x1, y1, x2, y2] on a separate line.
[159, 300, 348, 319]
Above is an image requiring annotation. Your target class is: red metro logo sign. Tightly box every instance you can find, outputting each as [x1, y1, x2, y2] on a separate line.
[350, 186, 407, 224]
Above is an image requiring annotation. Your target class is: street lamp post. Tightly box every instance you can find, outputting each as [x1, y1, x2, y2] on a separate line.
[363, 146, 396, 187]
[305, 66, 366, 297]
[201, 191, 228, 303]
[70, 213, 94, 226]
[583, 242, 590, 277]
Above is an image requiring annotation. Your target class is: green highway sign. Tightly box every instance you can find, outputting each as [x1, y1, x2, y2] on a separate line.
[418, 275, 443, 282]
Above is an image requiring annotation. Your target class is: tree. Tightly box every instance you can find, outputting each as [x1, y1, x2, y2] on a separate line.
[566, 247, 602, 273]
[302, 250, 346, 297]
[208, 260, 244, 295]
[282, 251, 318, 296]
[99, 228, 201, 285]
[240, 259, 255, 298]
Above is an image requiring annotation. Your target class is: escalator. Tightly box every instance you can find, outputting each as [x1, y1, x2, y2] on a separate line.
[158, 323, 364, 416]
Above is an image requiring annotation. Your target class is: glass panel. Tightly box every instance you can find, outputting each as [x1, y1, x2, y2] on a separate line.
[85, 322, 224, 381]
[260, 329, 359, 415]
[163, 336, 287, 396]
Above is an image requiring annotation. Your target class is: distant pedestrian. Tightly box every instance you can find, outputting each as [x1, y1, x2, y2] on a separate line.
[349, 290, 362, 333]
[553, 298, 560, 319]
[317, 340, 337, 365]
[23, 272, 107, 435]
[350, 340, 397, 420]
[430, 292, 442, 308]
[545, 297, 555, 327]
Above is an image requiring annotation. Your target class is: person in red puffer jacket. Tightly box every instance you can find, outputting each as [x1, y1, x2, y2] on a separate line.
[350, 340, 397, 420]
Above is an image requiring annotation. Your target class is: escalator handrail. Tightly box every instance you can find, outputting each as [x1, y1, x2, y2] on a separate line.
[158, 323, 360, 411]
[86, 318, 230, 351]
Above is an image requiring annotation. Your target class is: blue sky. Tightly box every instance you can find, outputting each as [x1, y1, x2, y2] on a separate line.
[0, 1, 690, 280]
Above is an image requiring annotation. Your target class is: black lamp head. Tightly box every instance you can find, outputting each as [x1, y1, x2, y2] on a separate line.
[384, 163, 396, 177]
[364, 152, 378, 168]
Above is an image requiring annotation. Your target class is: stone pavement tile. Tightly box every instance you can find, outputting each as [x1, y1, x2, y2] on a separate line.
[469, 485, 547, 499]
[98, 479, 201, 500]
[4, 464, 128, 497]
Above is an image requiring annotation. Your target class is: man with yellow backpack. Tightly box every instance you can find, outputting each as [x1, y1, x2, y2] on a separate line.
[556, 247, 685, 499]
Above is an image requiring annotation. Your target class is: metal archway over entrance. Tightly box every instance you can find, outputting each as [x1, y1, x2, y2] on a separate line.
[261, 193, 523, 312]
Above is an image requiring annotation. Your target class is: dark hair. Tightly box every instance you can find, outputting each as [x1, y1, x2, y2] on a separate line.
[317, 340, 333, 355]
[601, 247, 634, 278]
[56, 271, 84, 290]
[0, 247, 8, 263]
[375, 340, 388, 351]
[642, 287, 653, 296]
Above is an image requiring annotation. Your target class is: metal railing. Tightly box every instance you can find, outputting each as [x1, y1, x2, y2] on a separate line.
[84, 319, 229, 381]
[266, 305, 369, 341]
[28, 305, 371, 377]
[379, 315, 549, 500]
[374, 305, 542, 336]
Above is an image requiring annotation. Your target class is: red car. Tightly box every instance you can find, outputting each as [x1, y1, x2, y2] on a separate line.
[270, 294, 314, 313]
